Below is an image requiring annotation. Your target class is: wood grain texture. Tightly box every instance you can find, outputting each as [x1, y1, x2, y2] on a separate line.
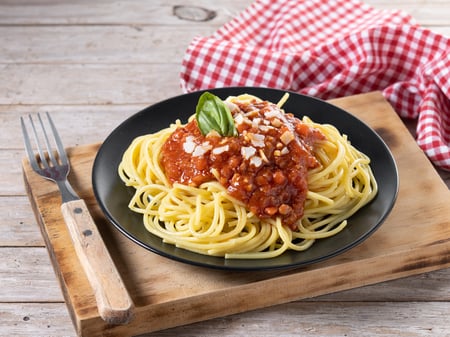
[0, 0, 247, 26]
[2, 301, 448, 337]
[60, 199, 134, 324]
[0, 0, 447, 26]
[22, 92, 450, 336]
[2, 1, 450, 336]
[0, 64, 181, 105]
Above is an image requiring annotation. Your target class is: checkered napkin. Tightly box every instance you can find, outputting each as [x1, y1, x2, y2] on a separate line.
[180, 0, 450, 170]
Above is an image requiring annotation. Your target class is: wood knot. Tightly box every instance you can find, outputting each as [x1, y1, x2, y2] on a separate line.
[173, 5, 216, 22]
[82, 229, 93, 237]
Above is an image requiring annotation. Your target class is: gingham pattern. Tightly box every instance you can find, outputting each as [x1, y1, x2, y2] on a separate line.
[180, 0, 450, 170]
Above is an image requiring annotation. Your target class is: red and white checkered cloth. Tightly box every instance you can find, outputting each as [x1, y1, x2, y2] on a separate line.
[180, 0, 450, 170]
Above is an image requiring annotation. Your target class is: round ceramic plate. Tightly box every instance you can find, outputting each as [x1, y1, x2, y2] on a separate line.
[92, 87, 398, 271]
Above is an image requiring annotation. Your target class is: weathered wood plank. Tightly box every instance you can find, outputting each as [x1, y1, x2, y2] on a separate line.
[0, 26, 212, 64]
[2, 245, 449, 303]
[314, 268, 450, 302]
[0, 248, 63, 302]
[0, 303, 74, 337]
[366, 0, 450, 26]
[0, 0, 448, 27]
[1, 301, 448, 337]
[0, 105, 145, 150]
[0, 64, 182, 105]
[150, 301, 450, 337]
[0, 197, 44, 246]
[0, 0, 249, 26]
[0, 150, 28, 196]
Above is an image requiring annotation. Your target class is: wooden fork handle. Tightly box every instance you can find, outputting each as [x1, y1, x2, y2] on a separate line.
[61, 199, 134, 324]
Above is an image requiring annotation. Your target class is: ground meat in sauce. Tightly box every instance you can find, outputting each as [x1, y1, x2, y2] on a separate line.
[160, 99, 325, 230]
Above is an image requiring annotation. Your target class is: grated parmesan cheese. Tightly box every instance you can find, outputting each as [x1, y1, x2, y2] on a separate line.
[241, 146, 256, 159]
[212, 145, 229, 155]
[183, 136, 196, 154]
[264, 108, 280, 118]
[248, 133, 265, 147]
[280, 130, 294, 145]
[250, 156, 263, 167]
[234, 113, 244, 125]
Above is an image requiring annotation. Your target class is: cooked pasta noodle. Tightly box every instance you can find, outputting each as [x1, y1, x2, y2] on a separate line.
[118, 94, 378, 259]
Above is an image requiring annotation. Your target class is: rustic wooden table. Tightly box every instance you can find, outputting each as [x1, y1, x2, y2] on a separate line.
[1, 1, 449, 336]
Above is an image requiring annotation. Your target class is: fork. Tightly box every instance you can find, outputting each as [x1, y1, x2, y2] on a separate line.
[21, 112, 134, 324]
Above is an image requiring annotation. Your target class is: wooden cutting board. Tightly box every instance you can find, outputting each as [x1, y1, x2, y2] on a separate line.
[23, 91, 450, 337]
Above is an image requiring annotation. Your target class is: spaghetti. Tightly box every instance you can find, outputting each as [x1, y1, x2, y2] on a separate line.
[118, 94, 378, 259]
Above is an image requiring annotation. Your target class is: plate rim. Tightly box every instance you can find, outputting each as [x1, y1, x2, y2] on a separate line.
[92, 86, 399, 271]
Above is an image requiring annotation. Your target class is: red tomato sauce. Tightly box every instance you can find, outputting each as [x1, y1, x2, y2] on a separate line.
[160, 100, 325, 229]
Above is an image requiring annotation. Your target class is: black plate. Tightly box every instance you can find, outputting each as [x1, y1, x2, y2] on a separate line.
[92, 87, 398, 271]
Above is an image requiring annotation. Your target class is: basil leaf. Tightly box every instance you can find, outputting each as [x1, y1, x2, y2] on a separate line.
[195, 92, 238, 137]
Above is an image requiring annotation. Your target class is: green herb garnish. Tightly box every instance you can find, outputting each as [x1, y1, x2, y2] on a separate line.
[195, 92, 238, 137]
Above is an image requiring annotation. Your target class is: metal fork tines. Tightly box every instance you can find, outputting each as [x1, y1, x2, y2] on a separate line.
[21, 112, 78, 202]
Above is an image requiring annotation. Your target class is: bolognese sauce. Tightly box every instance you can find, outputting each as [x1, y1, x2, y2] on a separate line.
[160, 99, 325, 229]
